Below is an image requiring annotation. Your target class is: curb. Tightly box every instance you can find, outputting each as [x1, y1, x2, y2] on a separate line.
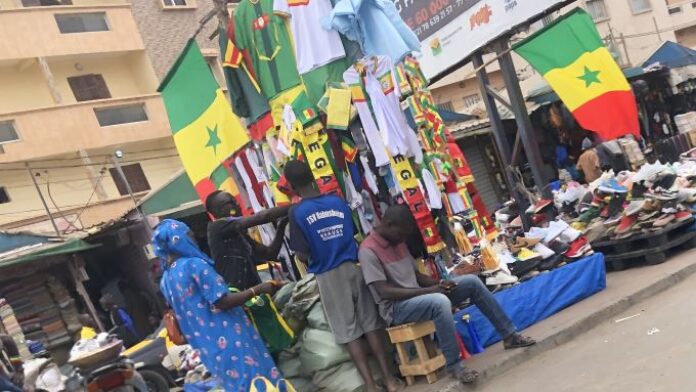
[447, 258, 696, 390]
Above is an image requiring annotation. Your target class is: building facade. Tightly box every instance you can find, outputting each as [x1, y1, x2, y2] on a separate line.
[431, 0, 696, 112]
[0, 0, 231, 232]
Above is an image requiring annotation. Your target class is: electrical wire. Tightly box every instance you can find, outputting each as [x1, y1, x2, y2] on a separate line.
[0, 146, 180, 165]
[0, 154, 182, 172]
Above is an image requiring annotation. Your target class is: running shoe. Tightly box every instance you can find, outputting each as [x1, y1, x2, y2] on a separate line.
[566, 236, 591, 258]
[615, 215, 639, 234]
[598, 178, 628, 194]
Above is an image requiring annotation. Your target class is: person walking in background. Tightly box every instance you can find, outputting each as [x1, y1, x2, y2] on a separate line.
[576, 137, 602, 183]
[284, 160, 403, 392]
[100, 293, 141, 347]
[359, 205, 536, 384]
[153, 219, 283, 391]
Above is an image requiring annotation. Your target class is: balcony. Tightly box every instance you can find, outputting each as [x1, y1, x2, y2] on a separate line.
[0, 94, 173, 162]
[0, 3, 144, 61]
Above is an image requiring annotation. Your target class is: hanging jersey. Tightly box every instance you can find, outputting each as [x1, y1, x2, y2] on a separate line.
[274, 0, 346, 74]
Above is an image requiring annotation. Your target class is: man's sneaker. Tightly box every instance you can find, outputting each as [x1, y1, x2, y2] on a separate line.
[633, 161, 667, 183]
[516, 247, 541, 261]
[544, 220, 569, 244]
[566, 236, 591, 258]
[615, 215, 639, 234]
[638, 210, 660, 222]
[486, 270, 519, 286]
[625, 200, 646, 217]
[539, 254, 564, 271]
[598, 178, 628, 194]
[447, 362, 479, 384]
[559, 226, 582, 243]
[675, 210, 693, 223]
[654, 213, 676, 227]
[604, 214, 622, 227]
[533, 243, 556, 259]
[509, 258, 541, 277]
[547, 240, 570, 255]
[526, 199, 553, 214]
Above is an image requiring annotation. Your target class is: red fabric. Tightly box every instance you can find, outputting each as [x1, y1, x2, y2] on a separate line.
[402, 187, 442, 250]
[248, 112, 274, 141]
[572, 90, 640, 140]
[466, 183, 496, 233]
[236, 150, 268, 209]
[448, 142, 473, 179]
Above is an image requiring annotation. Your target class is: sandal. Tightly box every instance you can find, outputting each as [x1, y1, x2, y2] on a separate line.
[504, 334, 536, 349]
[447, 363, 479, 384]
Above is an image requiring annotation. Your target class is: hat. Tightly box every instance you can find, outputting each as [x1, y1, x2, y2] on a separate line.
[582, 137, 593, 151]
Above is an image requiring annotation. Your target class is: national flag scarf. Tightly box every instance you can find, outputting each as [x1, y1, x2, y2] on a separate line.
[159, 40, 250, 202]
[514, 9, 640, 140]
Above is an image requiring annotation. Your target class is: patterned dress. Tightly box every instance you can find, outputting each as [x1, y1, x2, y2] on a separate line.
[161, 257, 280, 391]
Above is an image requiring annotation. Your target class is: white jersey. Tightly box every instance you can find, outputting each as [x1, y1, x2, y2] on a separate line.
[274, 0, 346, 74]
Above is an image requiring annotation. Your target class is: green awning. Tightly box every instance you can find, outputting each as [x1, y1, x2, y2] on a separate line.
[140, 170, 200, 216]
[0, 238, 100, 269]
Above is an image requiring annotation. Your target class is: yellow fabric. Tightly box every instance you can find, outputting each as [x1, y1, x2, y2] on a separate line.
[326, 86, 352, 130]
[543, 47, 631, 111]
[172, 89, 250, 183]
[249, 377, 297, 392]
[269, 85, 305, 128]
[390, 154, 419, 190]
[218, 177, 240, 199]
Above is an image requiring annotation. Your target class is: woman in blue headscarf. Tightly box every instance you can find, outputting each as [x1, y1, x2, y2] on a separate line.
[153, 219, 281, 391]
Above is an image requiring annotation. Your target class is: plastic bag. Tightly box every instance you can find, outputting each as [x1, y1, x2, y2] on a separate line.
[299, 329, 350, 374]
[306, 303, 330, 331]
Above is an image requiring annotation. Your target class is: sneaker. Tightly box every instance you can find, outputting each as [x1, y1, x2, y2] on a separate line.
[633, 161, 667, 183]
[527, 227, 547, 240]
[638, 210, 660, 222]
[533, 243, 556, 259]
[675, 211, 693, 222]
[625, 200, 646, 217]
[516, 247, 541, 261]
[559, 226, 582, 243]
[539, 254, 564, 271]
[653, 214, 675, 227]
[486, 270, 519, 285]
[566, 236, 590, 258]
[615, 215, 639, 234]
[509, 258, 541, 277]
[544, 220, 569, 244]
[598, 178, 628, 194]
[526, 199, 553, 214]
[547, 240, 570, 255]
[604, 214, 622, 227]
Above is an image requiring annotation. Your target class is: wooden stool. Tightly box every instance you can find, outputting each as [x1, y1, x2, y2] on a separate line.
[386, 321, 446, 386]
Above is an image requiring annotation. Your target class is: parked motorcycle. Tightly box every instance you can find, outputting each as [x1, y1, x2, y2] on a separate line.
[121, 326, 183, 392]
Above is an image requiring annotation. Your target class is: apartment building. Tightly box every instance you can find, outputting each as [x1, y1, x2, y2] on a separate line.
[0, 0, 231, 232]
[431, 0, 696, 113]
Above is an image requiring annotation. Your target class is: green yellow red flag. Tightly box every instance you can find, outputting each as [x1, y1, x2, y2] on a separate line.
[158, 40, 249, 201]
[514, 8, 639, 140]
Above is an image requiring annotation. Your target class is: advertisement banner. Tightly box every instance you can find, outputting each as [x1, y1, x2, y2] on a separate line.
[393, 0, 572, 80]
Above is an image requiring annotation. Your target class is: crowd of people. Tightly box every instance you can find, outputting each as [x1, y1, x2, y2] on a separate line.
[153, 160, 535, 391]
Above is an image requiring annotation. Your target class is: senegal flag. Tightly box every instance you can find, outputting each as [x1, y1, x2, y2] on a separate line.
[514, 9, 639, 140]
[159, 40, 250, 202]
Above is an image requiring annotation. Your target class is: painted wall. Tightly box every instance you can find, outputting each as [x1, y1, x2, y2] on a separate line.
[0, 62, 55, 113]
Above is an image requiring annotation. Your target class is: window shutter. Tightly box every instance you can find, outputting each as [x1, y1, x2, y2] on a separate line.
[68, 74, 111, 102]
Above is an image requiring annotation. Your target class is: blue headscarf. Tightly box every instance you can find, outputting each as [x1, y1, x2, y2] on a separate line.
[152, 219, 212, 270]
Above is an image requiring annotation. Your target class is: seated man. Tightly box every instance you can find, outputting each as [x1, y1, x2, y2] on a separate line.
[359, 205, 535, 384]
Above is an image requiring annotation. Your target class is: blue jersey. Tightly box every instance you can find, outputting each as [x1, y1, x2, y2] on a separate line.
[288, 195, 358, 274]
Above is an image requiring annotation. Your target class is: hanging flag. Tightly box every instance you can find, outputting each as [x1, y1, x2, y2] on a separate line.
[158, 40, 250, 202]
[514, 8, 640, 140]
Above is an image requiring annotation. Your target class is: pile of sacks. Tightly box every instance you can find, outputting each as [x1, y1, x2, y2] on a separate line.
[275, 275, 384, 392]
[554, 160, 696, 243]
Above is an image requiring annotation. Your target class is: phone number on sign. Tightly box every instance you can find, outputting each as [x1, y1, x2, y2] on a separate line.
[395, 0, 478, 39]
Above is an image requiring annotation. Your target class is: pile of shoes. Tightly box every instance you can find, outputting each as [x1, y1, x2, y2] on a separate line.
[555, 161, 696, 243]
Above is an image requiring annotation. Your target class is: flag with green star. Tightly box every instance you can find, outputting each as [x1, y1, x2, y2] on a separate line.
[514, 8, 639, 140]
[159, 40, 251, 201]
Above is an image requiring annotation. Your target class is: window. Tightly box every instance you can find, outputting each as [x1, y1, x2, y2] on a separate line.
[109, 163, 151, 195]
[438, 101, 455, 111]
[162, 0, 187, 6]
[693, 2, 696, 8]
[22, 0, 72, 6]
[94, 104, 148, 127]
[541, 15, 555, 26]
[585, 0, 608, 21]
[68, 74, 111, 102]
[0, 187, 9, 204]
[668, 6, 682, 14]
[55, 13, 108, 33]
[463, 94, 481, 108]
[628, 0, 651, 13]
[0, 121, 19, 144]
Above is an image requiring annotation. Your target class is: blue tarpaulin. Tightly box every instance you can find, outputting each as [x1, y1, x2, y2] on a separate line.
[455, 253, 606, 352]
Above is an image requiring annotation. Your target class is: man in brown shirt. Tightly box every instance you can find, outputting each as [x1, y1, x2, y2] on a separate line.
[577, 137, 602, 183]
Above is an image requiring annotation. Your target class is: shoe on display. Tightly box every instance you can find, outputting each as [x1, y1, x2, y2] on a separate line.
[526, 199, 553, 214]
[638, 210, 660, 222]
[533, 243, 556, 259]
[544, 220, 569, 244]
[559, 226, 582, 243]
[509, 258, 542, 277]
[486, 271, 519, 286]
[677, 188, 696, 203]
[584, 221, 608, 243]
[547, 240, 570, 255]
[539, 254, 564, 271]
[516, 247, 541, 262]
[625, 199, 646, 217]
[604, 214, 622, 227]
[615, 215, 639, 234]
[566, 236, 590, 258]
[633, 161, 667, 184]
[674, 211, 693, 223]
[527, 227, 548, 240]
[653, 214, 676, 227]
[598, 178, 628, 194]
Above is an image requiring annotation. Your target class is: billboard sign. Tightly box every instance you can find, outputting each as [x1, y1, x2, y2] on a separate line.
[393, 0, 573, 80]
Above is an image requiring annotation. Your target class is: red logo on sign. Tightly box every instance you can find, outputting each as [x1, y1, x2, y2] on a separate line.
[470, 5, 492, 30]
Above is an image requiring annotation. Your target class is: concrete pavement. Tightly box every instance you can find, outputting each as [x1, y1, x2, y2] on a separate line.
[406, 248, 696, 391]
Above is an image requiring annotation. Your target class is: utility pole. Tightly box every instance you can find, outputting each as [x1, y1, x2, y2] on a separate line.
[653, 17, 662, 42]
[25, 162, 62, 237]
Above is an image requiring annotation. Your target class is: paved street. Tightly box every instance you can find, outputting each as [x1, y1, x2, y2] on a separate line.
[480, 271, 696, 392]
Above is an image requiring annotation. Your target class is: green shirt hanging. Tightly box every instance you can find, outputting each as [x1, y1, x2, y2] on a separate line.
[234, 0, 301, 100]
